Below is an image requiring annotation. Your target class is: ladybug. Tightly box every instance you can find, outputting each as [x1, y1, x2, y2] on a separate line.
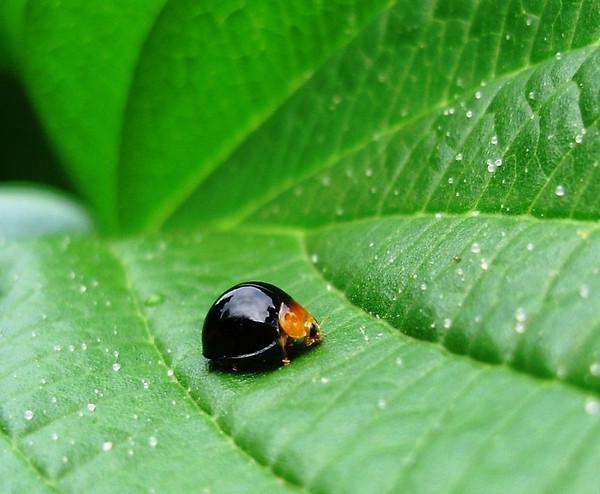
[202, 281, 321, 370]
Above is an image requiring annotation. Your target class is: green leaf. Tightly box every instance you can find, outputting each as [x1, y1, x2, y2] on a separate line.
[1, 229, 599, 493]
[20, 0, 167, 231]
[0, 0, 599, 492]
[0, 0, 26, 72]
[169, 4, 599, 229]
[9, 1, 598, 231]
[118, 0, 395, 231]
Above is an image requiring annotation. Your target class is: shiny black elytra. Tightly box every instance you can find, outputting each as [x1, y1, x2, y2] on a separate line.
[202, 281, 321, 370]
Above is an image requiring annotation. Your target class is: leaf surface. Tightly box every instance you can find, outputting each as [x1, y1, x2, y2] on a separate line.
[1, 225, 600, 493]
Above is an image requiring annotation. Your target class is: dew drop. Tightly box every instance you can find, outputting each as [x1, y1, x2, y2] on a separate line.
[526, 242, 534, 252]
[555, 51, 562, 60]
[395, 357, 404, 366]
[514, 308, 527, 334]
[465, 110, 473, 118]
[490, 135, 498, 145]
[102, 441, 113, 452]
[24, 410, 33, 421]
[79, 285, 87, 293]
[148, 436, 158, 448]
[589, 362, 600, 377]
[145, 294, 163, 306]
[51, 432, 59, 441]
[320, 377, 330, 384]
[475, 91, 482, 100]
[580, 284, 590, 299]
[87, 403, 96, 412]
[443, 318, 452, 329]
[555, 185, 565, 197]
[365, 168, 373, 177]
[515, 307, 527, 322]
[584, 398, 600, 415]
[377, 398, 387, 410]
[420, 283, 428, 291]
[167, 369, 174, 377]
[528, 91, 536, 100]
[112, 363, 121, 372]
[455, 153, 463, 161]
[480, 259, 489, 270]
[575, 134, 583, 144]
[471, 242, 481, 254]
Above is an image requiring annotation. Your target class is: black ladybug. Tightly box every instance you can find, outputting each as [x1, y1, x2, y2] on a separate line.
[202, 281, 321, 370]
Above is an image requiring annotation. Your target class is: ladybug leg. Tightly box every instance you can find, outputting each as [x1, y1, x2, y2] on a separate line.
[279, 330, 291, 365]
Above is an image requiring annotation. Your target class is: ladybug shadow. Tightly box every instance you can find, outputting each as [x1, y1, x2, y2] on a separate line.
[206, 343, 313, 374]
